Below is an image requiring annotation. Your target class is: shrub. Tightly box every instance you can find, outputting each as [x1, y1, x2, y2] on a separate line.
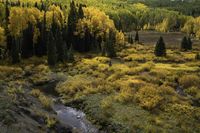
[45, 115, 57, 128]
[195, 53, 200, 60]
[184, 86, 200, 99]
[115, 87, 135, 103]
[39, 95, 52, 109]
[135, 85, 163, 110]
[7, 86, 24, 101]
[30, 89, 41, 97]
[179, 75, 200, 89]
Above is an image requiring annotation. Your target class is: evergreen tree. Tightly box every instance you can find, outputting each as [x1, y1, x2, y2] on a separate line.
[5, 0, 12, 57]
[154, 36, 166, 57]
[135, 30, 139, 43]
[130, 34, 133, 44]
[106, 30, 116, 57]
[181, 36, 188, 51]
[67, 1, 78, 48]
[56, 31, 66, 62]
[67, 44, 74, 62]
[187, 37, 192, 50]
[21, 23, 34, 58]
[47, 31, 57, 66]
[11, 37, 21, 64]
[78, 4, 84, 19]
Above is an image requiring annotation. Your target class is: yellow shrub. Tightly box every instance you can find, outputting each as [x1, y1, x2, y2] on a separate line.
[30, 89, 41, 98]
[45, 115, 57, 128]
[115, 87, 135, 103]
[179, 75, 200, 89]
[135, 85, 163, 110]
[39, 95, 52, 109]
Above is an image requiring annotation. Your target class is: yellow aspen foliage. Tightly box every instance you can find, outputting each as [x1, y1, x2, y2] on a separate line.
[0, 26, 5, 47]
[182, 16, 200, 38]
[76, 7, 116, 39]
[46, 5, 65, 30]
[115, 30, 125, 47]
[9, 7, 43, 43]
[155, 18, 169, 32]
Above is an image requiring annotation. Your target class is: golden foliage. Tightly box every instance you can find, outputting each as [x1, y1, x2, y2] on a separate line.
[76, 7, 117, 39]
[179, 75, 200, 89]
[135, 85, 163, 110]
[9, 7, 43, 43]
[0, 26, 5, 46]
[46, 5, 65, 30]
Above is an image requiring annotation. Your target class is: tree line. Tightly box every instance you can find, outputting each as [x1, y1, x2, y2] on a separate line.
[0, 0, 124, 65]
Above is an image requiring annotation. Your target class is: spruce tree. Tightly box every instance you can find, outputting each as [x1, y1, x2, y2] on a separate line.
[187, 37, 192, 50]
[11, 37, 21, 64]
[106, 30, 116, 57]
[67, 1, 78, 47]
[154, 36, 166, 57]
[135, 30, 139, 43]
[47, 31, 57, 66]
[78, 4, 84, 19]
[67, 44, 74, 62]
[181, 36, 188, 51]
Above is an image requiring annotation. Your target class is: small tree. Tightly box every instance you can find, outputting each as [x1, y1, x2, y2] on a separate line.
[181, 36, 188, 51]
[47, 31, 57, 66]
[106, 30, 116, 57]
[67, 44, 74, 62]
[135, 30, 139, 43]
[154, 36, 166, 57]
[187, 37, 192, 50]
[11, 37, 21, 64]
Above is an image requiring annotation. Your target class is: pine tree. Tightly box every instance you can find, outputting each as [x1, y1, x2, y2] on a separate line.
[135, 30, 139, 43]
[47, 31, 57, 66]
[187, 37, 192, 50]
[67, 44, 74, 62]
[67, 1, 78, 48]
[11, 37, 21, 64]
[106, 30, 116, 57]
[78, 4, 84, 19]
[154, 36, 166, 57]
[181, 36, 188, 51]
[56, 31, 66, 62]
[130, 34, 133, 44]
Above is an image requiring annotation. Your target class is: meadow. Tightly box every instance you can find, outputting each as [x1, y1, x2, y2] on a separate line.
[0, 0, 199, 132]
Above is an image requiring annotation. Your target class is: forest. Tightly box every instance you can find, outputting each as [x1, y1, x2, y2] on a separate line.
[0, 0, 200, 133]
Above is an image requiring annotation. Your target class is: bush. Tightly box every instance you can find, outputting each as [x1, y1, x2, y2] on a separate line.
[179, 75, 200, 89]
[39, 95, 52, 109]
[135, 85, 163, 110]
[30, 89, 41, 97]
[45, 115, 57, 128]
[195, 53, 200, 60]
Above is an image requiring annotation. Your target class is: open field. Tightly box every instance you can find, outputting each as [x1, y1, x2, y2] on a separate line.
[131, 31, 200, 47]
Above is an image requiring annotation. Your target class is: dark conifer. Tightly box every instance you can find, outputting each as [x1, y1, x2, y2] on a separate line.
[11, 37, 21, 64]
[187, 37, 192, 50]
[67, 1, 78, 48]
[135, 30, 139, 43]
[47, 31, 57, 66]
[106, 30, 116, 57]
[181, 36, 188, 51]
[154, 36, 166, 57]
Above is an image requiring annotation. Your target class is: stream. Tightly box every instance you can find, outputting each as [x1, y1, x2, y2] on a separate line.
[34, 73, 99, 133]
[52, 104, 98, 133]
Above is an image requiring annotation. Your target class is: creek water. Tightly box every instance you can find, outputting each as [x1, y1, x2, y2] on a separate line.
[52, 104, 98, 133]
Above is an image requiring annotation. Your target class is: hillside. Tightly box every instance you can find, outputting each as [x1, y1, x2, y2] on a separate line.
[0, 0, 200, 133]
